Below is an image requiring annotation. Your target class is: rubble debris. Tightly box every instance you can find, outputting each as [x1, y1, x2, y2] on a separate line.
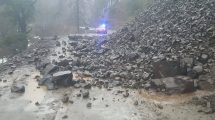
[56, 0, 215, 93]
[191, 94, 215, 114]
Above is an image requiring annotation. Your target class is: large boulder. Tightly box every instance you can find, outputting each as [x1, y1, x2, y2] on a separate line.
[43, 63, 59, 75]
[150, 76, 195, 94]
[152, 60, 182, 79]
[52, 71, 74, 86]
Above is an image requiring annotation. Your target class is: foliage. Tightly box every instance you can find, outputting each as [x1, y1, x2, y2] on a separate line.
[0, 33, 28, 54]
[0, 0, 35, 57]
[4, 0, 35, 33]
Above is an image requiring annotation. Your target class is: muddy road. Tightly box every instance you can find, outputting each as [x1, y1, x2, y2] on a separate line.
[0, 35, 215, 120]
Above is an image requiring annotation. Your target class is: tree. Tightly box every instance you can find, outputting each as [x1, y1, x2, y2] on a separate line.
[4, 0, 36, 33]
[0, 0, 35, 58]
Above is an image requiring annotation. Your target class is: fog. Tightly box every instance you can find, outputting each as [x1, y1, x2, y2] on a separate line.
[0, 0, 151, 58]
[32, 0, 152, 36]
[33, 0, 95, 36]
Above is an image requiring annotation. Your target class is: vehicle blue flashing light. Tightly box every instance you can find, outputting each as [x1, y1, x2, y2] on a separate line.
[100, 24, 106, 28]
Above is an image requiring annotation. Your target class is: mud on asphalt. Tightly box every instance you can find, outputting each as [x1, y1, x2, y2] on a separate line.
[0, 35, 214, 120]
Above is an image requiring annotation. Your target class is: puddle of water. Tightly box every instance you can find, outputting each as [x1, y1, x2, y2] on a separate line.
[22, 69, 47, 110]
[23, 78, 46, 104]
[53, 87, 143, 120]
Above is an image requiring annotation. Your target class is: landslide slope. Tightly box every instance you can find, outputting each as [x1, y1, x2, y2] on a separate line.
[101, 0, 215, 80]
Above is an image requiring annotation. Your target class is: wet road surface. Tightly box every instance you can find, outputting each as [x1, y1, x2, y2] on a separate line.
[0, 35, 215, 120]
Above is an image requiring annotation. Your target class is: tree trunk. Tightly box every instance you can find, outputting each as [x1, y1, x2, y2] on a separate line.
[76, 0, 80, 33]
[18, 9, 27, 33]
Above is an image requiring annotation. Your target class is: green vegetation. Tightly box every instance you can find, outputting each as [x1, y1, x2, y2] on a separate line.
[0, 0, 35, 57]
[0, 0, 152, 58]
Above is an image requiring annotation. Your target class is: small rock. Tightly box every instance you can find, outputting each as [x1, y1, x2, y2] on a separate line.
[69, 100, 74, 104]
[59, 55, 65, 58]
[83, 83, 92, 89]
[57, 60, 70, 67]
[74, 83, 81, 88]
[193, 65, 203, 73]
[35, 102, 40, 106]
[34, 75, 40, 80]
[56, 41, 61, 47]
[198, 81, 212, 90]
[204, 108, 215, 114]
[76, 94, 81, 97]
[93, 97, 97, 101]
[86, 102, 92, 108]
[11, 85, 25, 93]
[123, 90, 129, 98]
[157, 104, 163, 109]
[8, 70, 13, 75]
[62, 115, 68, 119]
[62, 94, 69, 103]
[24, 74, 30, 77]
[134, 101, 138, 106]
[200, 54, 209, 63]
[82, 91, 89, 99]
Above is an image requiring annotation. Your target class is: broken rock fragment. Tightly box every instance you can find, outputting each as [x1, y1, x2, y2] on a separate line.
[53, 71, 73, 86]
[11, 85, 25, 93]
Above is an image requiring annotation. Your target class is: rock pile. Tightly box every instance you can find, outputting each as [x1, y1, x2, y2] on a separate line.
[65, 0, 215, 93]
[38, 63, 74, 90]
[104, 0, 215, 79]
[191, 94, 215, 114]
